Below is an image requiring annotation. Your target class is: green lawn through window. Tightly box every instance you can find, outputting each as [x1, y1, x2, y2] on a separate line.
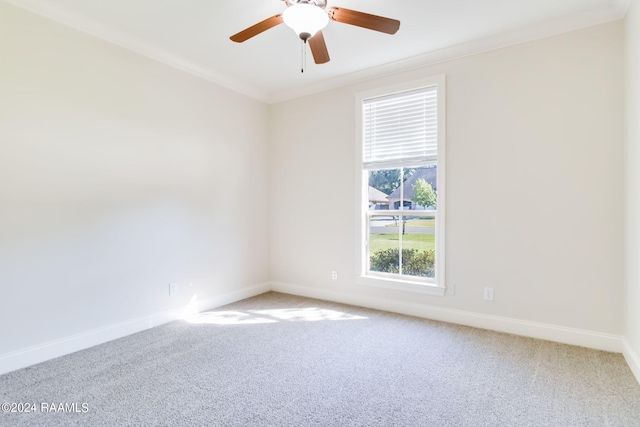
[369, 233, 435, 252]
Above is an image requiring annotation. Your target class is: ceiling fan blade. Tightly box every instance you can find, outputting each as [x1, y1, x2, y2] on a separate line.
[309, 31, 330, 64]
[230, 14, 284, 42]
[328, 7, 400, 35]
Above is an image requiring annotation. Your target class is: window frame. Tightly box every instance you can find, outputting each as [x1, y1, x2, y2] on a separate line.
[355, 75, 447, 296]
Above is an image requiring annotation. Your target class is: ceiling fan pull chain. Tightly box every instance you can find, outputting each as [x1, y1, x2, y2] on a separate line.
[301, 39, 306, 73]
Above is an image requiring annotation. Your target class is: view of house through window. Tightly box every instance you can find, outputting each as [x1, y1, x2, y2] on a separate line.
[367, 166, 437, 278]
[358, 77, 445, 290]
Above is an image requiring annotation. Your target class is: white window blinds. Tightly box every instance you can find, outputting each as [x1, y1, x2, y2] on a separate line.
[363, 86, 438, 168]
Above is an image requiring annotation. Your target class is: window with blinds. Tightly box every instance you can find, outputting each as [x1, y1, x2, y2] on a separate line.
[363, 86, 438, 169]
[356, 76, 446, 295]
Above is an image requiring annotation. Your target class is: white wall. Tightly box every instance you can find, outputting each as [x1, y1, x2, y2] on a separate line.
[625, 0, 640, 379]
[270, 21, 624, 340]
[0, 2, 269, 363]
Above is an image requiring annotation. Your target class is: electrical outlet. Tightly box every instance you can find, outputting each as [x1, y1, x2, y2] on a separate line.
[169, 283, 178, 296]
[446, 283, 455, 296]
[483, 287, 494, 301]
[331, 271, 338, 280]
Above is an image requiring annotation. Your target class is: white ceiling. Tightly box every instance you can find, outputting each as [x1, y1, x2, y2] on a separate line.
[5, 0, 630, 103]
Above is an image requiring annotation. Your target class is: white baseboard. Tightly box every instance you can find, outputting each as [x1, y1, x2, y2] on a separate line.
[0, 282, 270, 376]
[194, 282, 271, 313]
[2, 280, 630, 379]
[623, 340, 640, 385]
[270, 282, 624, 353]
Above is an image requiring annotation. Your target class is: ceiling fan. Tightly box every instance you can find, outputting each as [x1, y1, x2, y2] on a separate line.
[230, 0, 400, 66]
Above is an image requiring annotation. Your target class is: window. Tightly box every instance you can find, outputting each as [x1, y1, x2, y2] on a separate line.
[356, 76, 446, 295]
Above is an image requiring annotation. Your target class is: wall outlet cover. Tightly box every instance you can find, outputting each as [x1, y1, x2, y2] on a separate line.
[169, 283, 178, 296]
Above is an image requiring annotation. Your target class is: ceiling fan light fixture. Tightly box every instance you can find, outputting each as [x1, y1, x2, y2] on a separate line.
[282, 3, 329, 40]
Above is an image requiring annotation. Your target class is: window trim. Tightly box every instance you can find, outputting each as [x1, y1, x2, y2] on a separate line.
[355, 75, 447, 296]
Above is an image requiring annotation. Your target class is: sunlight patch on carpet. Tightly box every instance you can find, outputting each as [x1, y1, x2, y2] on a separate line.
[184, 307, 368, 325]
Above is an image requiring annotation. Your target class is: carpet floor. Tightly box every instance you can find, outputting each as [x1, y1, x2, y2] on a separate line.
[1, 291, 640, 426]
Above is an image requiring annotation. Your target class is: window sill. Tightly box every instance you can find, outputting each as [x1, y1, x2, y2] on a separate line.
[357, 275, 446, 296]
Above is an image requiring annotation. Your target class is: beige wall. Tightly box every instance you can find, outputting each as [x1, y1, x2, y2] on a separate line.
[0, 3, 269, 355]
[625, 0, 640, 371]
[0, 0, 631, 372]
[269, 21, 624, 335]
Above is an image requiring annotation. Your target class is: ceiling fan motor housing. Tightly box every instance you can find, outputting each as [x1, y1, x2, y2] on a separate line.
[284, 0, 327, 9]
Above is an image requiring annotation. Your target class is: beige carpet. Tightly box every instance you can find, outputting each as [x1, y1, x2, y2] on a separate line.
[1, 291, 639, 426]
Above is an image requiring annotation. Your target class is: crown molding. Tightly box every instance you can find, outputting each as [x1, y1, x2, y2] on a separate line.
[267, 4, 629, 104]
[3, 0, 270, 102]
[3, 0, 629, 105]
